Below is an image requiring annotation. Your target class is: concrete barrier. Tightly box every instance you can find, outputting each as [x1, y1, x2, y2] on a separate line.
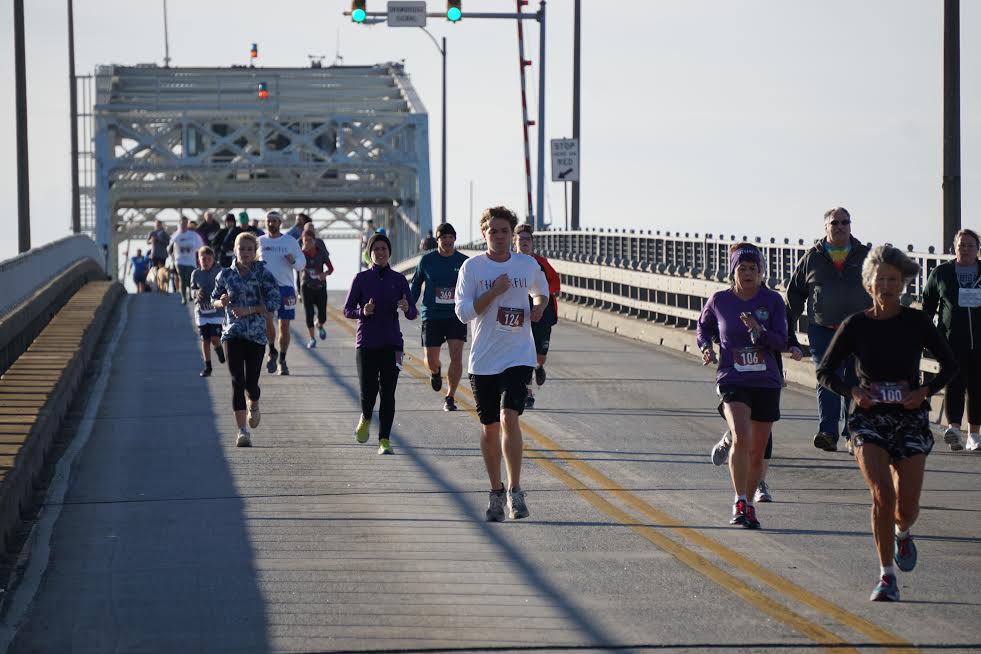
[0, 235, 105, 316]
[0, 281, 124, 554]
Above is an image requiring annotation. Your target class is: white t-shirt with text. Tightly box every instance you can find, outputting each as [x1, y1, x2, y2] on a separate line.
[258, 233, 306, 288]
[455, 252, 549, 375]
[171, 230, 204, 267]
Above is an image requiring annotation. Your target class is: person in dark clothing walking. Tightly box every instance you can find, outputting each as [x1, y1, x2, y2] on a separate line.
[786, 207, 872, 453]
[212, 214, 237, 268]
[343, 232, 418, 455]
[922, 228, 981, 451]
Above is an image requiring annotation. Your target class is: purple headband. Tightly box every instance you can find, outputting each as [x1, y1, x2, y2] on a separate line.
[730, 247, 764, 278]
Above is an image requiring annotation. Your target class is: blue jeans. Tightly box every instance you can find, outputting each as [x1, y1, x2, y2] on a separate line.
[808, 324, 855, 441]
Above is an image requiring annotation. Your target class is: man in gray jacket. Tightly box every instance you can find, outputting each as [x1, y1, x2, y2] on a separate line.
[786, 207, 871, 453]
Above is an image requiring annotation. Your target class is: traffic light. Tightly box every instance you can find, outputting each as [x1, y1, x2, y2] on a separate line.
[446, 0, 462, 22]
[257, 82, 268, 100]
[250, 43, 257, 59]
[351, 0, 366, 23]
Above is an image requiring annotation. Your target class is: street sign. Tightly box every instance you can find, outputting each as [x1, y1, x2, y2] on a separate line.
[387, 1, 427, 27]
[550, 138, 579, 182]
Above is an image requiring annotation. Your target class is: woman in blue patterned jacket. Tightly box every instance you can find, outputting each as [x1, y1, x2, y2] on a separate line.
[212, 232, 280, 447]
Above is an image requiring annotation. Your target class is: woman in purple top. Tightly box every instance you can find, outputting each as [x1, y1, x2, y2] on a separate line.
[697, 243, 788, 529]
[343, 233, 418, 455]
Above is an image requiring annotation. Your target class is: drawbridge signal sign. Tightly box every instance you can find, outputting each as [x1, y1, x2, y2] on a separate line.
[550, 138, 579, 182]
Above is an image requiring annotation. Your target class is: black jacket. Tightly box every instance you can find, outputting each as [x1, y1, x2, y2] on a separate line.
[786, 236, 872, 329]
[921, 259, 981, 352]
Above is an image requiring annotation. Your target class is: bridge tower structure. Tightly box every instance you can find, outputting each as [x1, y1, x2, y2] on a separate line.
[90, 63, 432, 271]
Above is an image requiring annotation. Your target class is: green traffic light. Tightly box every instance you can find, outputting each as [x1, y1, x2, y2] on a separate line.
[352, 8, 366, 22]
[447, 7, 461, 21]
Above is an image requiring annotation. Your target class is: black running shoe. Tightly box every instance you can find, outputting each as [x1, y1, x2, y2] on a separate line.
[535, 366, 546, 386]
[430, 370, 442, 392]
[267, 356, 278, 375]
[730, 499, 747, 526]
[743, 504, 761, 530]
[215, 345, 225, 364]
[813, 432, 838, 452]
[525, 395, 535, 410]
[443, 396, 457, 412]
[199, 365, 212, 378]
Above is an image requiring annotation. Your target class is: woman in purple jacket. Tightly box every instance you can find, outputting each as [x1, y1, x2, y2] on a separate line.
[697, 243, 788, 529]
[343, 233, 418, 455]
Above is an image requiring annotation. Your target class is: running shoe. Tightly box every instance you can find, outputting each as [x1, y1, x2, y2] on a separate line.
[355, 416, 370, 443]
[507, 488, 530, 519]
[845, 438, 855, 456]
[215, 345, 225, 364]
[279, 361, 290, 376]
[711, 431, 732, 466]
[248, 404, 260, 428]
[443, 396, 458, 412]
[236, 429, 252, 448]
[743, 504, 761, 529]
[754, 480, 772, 503]
[730, 499, 747, 526]
[870, 574, 899, 602]
[430, 370, 442, 392]
[813, 432, 838, 452]
[486, 489, 506, 522]
[535, 366, 546, 386]
[967, 433, 981, 451]
[199, 364, 212, 378]
[266, 355, 278, 375]
[944, 426, 964, 451]
[525, 395, 535, 410]
[180, 295, 187, 306]
[318, 324, 327, 340]
[307, 338, 316, 349]
[894, 533, 918, 572]
[377, 438, 393, 455]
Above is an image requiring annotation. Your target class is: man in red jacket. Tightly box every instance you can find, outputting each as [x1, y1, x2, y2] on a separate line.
[514, 224, 561, 409]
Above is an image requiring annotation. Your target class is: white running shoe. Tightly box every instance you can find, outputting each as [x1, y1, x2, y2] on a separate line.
[944, 426, 964, 451]
[966, 433, 981, 451]
[236, 429, 252, 447]
[711, 431, 732, 466]
[248, 404, 260, 429]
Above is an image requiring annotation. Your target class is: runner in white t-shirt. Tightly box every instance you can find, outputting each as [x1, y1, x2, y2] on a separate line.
[258, 211, 306, 376]
[455, 206, 548, 522]
[169, 216, 205, 305]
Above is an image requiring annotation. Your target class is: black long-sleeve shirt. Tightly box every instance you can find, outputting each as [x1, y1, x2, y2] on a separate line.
[816, 307, 958, 411]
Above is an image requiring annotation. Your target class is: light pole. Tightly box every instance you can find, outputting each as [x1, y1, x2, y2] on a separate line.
[15, 0, 31, 252]
[419, 28, 447, 226]
[68, 0, 80, 234]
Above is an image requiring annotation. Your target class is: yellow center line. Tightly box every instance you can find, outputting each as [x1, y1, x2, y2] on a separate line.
[323, 306, 914, 653]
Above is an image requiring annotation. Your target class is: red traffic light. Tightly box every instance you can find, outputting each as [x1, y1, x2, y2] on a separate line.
[257, 82, 268, 100]
[250, 43, 258, 59]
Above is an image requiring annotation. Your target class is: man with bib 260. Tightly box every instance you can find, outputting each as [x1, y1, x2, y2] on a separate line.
[411, 222, 469, 412]
[258, 211, 306, 376]
[455, 207, 549, 522]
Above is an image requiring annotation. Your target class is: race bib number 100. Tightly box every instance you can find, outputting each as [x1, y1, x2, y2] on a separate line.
[435, 287, 455, 304]
[496, 306, 525, 333]
[733, 346, 767, 373]
[869, 381, 909, 404]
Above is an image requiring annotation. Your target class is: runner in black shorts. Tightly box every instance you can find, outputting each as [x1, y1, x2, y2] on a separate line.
[455, 208, 549, 522]
[817, 245, 957, 602]
[513, 225, 561, 409]
[697, 243, 788, 530]
[411, 223, 469, 411]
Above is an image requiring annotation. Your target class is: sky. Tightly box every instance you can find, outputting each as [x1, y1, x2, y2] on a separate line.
[1, 0, 979, 289]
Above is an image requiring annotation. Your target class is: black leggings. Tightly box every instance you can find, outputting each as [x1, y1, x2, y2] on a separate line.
[302, 284, 327, 329]
[945, 345, 981, 425]
[356, 347, 400, 439]
[226, 338, 265, 411]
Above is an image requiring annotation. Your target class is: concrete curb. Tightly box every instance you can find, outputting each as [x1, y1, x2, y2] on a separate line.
[0, 281, 124, 555]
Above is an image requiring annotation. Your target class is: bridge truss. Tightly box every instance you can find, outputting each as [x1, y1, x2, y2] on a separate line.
[91, 63, 432, 269]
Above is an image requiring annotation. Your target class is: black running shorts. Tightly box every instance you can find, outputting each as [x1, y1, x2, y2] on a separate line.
[421, 317, 468, 347]
[198, 323, 222, 340]
[717, 384, 781, 424]
[848, 407, 934, 462]
[469, 366, 534, 425]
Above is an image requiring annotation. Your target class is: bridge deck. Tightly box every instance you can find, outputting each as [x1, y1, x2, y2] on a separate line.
[6, 294, 980, 653]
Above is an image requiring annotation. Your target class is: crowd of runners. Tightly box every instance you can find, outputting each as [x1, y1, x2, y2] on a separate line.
[135, 205, 979, 604]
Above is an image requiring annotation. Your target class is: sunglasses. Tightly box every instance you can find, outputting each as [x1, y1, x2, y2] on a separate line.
[827, 220, 851, 226]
